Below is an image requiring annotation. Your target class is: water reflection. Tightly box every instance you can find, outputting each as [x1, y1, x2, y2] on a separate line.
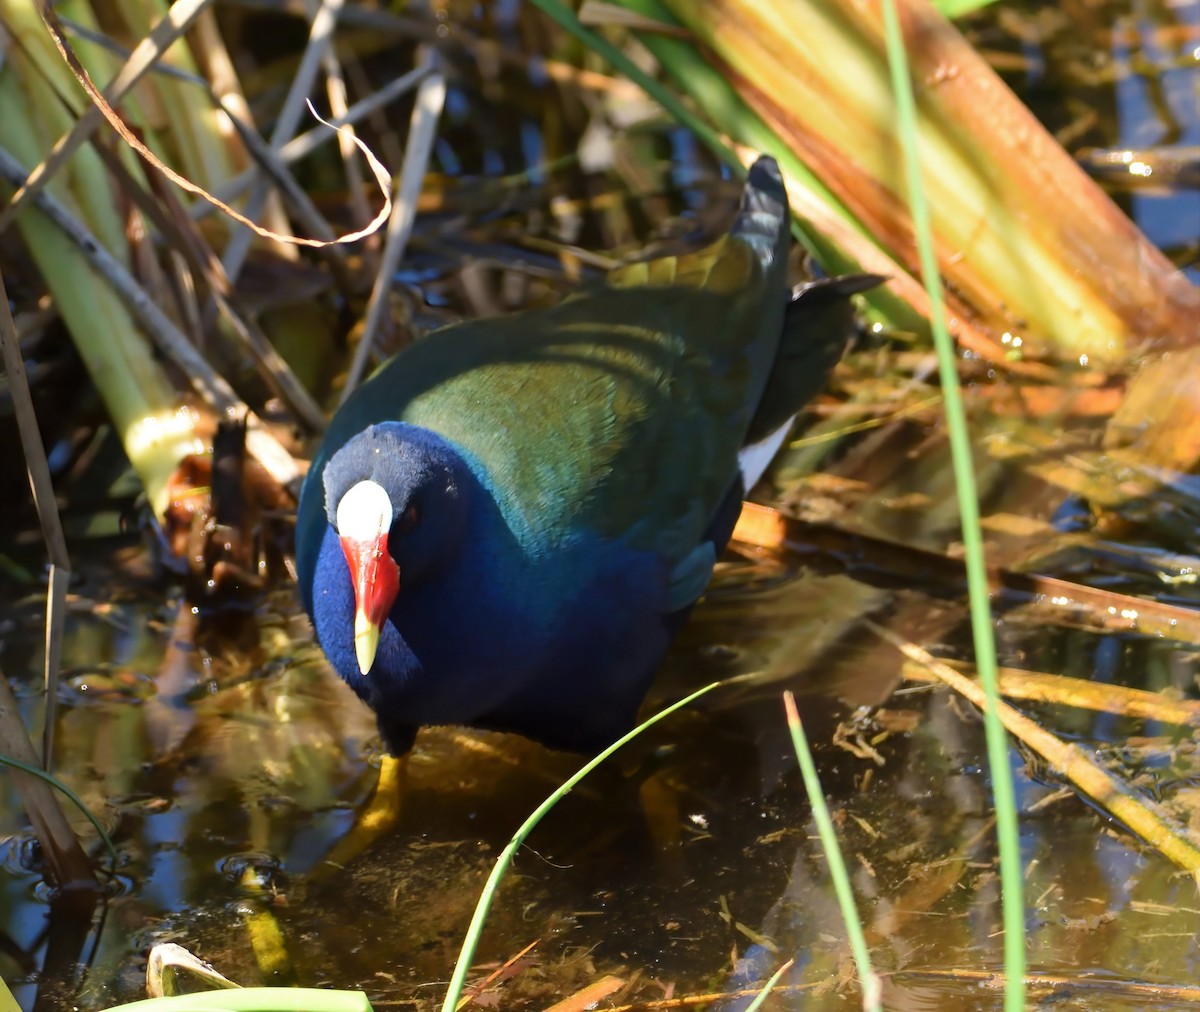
[1, 535, 1197, 1009]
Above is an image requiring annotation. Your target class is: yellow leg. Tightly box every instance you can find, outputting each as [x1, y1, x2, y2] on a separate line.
[316, 753, 408, 874]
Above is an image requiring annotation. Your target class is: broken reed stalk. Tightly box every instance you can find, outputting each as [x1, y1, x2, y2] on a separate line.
[872, 622, 1200, 877]
[341, 64, 446, 401]
[0, 268, 69, 769]
[639, 0, 1198, 364]
[900, 659, 1200, 728]
[0, 675, 95, 889]
[0, 269, 95, 888]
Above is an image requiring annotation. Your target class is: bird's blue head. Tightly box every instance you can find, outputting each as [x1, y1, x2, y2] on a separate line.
[308, 423, 474, 710]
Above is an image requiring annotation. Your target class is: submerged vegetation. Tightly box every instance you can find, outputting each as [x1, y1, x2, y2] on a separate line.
[0, 0, 1198, 1010]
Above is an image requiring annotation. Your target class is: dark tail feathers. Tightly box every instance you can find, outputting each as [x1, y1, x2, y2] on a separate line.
[743, 272, 883, 443]
[732, 156, 789, 264]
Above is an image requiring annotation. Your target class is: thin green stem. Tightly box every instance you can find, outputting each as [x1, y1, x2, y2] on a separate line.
[0, 754, 117, 862]
[525, 0, 739, 172]
[743, 956, 795, 1012]
[783, 694, 880, 1011]
[878, 2, 1025, 1009]
[441, 682, 721, 1012]
[934, 0, 1001, 18]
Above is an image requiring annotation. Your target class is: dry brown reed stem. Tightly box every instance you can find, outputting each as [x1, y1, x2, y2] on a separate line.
[0, 268, 69, 773]
[598, 982, 820, 1011]
[731, 502, 1200, 644]
[0, 146, 221, 407]
[0, 270, 93, 886]
[600, 970, 1200, 1009]
[152, 200, 321, 430]
[304, 0, 372, 234]
[869, 621, 1200, 878]
[200, 64, 433, 212]
[542, 975, 629, 1012]
[227, 0, 648, 98]
[90, 140, 325, 431]
[900, 659, 1200, 727]
[45, 5, 362, 282]
[0, 674, 95, 888]
[340, 65, 447, 402]
[33, 0, 392, 250]
[219, 0, 347, 283]
[455, 938, 541, 1010]
[890, 969, 1200, 1004]
[0, 0, 210, 236]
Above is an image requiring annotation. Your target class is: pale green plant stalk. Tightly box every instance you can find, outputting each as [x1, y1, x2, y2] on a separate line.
[0, 0, 204, 517]
[110, 0, 249, 200]
[879, 1, 1025, 1007]
[101, 989, 373, 1011]
[935, 0, 1001, 15]
[783, 693, 881, 1011]
[0, 976, 21, 1012]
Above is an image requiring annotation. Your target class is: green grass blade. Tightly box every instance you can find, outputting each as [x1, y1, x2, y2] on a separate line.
[742, 956, 794, 1012]
[934, 0, 1001, 18]
[440, 682, 721, 1012]
[614, 0, 856, 263]
[878, 1, 1025, 1008]
[526, 0, 738, 171]
[782, 694, 881, 1011]
[0, 754, 117, 863]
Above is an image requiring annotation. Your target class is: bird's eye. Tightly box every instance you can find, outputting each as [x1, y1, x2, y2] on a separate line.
[393, 504, 421, 536]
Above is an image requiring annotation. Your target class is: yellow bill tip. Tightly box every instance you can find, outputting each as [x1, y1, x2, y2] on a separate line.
[354, 610, 380, 675]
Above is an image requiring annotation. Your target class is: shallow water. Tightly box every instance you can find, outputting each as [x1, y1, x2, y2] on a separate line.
[1, 532, 1198, 1010]
[1, 0, 1198, 1009]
